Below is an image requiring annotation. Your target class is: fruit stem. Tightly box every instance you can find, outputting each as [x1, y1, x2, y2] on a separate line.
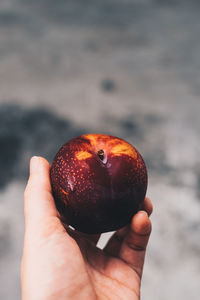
[97, 149, 104, 161]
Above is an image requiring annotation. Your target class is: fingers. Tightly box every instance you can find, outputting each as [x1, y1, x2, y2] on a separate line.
[24, 156, 58, 226]
[119, 211, 152, 278]
[104, 197, 153, 257]
[142, 197, 153, 216]
[103, 226, 128, 257]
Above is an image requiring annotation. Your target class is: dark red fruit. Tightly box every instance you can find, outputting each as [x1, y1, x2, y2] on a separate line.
[50, 134, 147, 234]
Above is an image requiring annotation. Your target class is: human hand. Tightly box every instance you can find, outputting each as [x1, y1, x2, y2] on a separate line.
[21, 156, 152, 300]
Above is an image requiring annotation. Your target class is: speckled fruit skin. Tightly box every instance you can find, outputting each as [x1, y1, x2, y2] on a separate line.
[50, 134, 147, 234]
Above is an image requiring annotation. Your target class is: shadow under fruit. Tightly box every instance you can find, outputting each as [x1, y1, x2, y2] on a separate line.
[50, 134, 148, 234]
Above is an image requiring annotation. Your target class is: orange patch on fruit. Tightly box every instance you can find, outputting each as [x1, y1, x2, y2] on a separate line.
[82, 134, 98, 147]
[61, 188, 69, 197]
[111, 142, 137, 159]
[76, 151, 92, 160]
[83, 134, 109, 145]
[82, 134, 137, 159]
[60, 188, 69, 205]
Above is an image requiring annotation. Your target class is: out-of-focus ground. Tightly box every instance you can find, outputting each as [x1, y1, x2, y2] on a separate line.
[0, 0, 200, 299]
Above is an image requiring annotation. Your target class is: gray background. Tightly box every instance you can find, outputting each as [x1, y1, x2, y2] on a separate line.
[0, 0, 200, 299]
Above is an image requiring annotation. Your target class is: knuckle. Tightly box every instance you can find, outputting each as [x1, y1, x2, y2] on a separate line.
[127, 240, 146, 252]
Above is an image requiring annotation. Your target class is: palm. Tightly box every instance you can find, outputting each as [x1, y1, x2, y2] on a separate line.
[41, 214, 149, 300]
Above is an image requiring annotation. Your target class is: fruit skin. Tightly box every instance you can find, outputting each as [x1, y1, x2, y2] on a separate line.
[50, 134, 147, 234]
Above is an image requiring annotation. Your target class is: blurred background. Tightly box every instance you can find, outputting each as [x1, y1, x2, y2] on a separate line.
[0, 0, 200, 299]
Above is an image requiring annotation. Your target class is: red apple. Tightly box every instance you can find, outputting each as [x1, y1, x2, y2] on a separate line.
[50, 134, 147, 234]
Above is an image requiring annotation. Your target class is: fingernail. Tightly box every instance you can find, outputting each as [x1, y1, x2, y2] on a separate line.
[30, 156, 40, 172]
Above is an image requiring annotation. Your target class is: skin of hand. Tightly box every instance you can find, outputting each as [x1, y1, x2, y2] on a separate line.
[21, 156, 153, 300]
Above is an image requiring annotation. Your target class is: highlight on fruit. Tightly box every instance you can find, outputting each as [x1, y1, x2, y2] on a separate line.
[50, 134, 148, 234]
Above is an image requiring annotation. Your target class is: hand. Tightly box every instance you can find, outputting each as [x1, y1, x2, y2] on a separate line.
[21, 156, 152, 300]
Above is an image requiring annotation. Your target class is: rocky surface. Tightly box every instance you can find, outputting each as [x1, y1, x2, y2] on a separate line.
[0, 0, 200, 299]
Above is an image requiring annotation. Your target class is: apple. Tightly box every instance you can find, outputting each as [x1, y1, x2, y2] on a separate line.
[50, 134, 147, 234]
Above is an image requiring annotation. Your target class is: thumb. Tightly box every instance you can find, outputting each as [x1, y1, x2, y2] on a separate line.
[24, 156, 58, 226]
[119, 211, 152, 278]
